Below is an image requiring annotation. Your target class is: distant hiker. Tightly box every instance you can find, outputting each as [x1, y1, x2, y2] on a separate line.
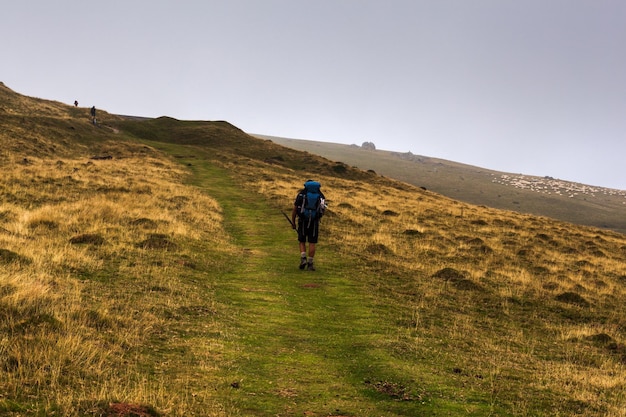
[90, 106, 96, 125]
[291, 180, 327, 271]
[74, 100, 78, 107]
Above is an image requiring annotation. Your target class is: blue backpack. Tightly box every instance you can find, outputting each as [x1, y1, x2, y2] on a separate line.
[300, 181, 324, 220]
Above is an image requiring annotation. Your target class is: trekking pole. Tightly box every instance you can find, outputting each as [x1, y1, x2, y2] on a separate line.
[281, 211, 297, 232]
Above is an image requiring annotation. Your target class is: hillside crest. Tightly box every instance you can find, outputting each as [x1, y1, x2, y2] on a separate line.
[259, 134, 626, 234]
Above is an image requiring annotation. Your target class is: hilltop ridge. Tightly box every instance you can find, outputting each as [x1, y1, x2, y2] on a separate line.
[0, 82, 76, 118]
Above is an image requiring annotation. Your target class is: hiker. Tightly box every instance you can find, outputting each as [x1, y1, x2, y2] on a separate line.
[90, 106, 97, 125]
[74, 100, 78, 107]
[291, 180, 327, 271]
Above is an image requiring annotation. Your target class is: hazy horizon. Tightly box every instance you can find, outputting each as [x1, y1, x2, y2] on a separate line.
[3, 1, 625, 189]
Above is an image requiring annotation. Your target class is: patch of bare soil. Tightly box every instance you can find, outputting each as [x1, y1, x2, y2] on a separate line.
[105, 402, 160, 417]
[365, 379, 423, 401]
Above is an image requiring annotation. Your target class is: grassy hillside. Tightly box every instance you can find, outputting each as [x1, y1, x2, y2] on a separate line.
[2, 84, 626, 416]
[258, 135, 626, 234]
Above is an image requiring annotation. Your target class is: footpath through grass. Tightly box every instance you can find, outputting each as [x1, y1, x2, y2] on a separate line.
[147, 141, 499, 416]
[176, 149, 432, 416]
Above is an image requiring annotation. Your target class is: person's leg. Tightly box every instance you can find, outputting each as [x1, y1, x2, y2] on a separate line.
[299, 242, 307, 269]
[307, 220, 319, 271]
[307, 220, 319, 270]
[297, 219, 308, 269]
[306, 243, 316, 270]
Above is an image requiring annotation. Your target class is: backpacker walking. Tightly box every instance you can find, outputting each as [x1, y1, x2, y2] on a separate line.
[291, 180, 327, 271]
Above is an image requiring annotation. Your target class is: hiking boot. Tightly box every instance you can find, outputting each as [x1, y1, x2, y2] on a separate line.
[299, 257, 307, 270]
[307, 261, 316, 271]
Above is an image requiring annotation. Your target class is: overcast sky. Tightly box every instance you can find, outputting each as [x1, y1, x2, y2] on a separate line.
[3, 1, 625, 189]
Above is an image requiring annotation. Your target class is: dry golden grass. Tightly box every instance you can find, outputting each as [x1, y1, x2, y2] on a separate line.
[0, 148, 235, 416]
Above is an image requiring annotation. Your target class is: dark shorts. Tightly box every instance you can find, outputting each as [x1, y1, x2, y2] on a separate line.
[298, 217, 319, 244]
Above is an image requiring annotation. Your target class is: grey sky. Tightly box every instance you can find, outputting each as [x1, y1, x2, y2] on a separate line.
[3, 1, 625, 189]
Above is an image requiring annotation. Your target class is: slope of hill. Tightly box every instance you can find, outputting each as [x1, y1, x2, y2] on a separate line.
[258, 135, 626, 234]
[0, 82, 127, 159]
[2, 84, 626, 416]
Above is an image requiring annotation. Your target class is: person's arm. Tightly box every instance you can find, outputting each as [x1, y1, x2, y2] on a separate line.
[292, 193, 302, 228]
[291, 205, 298, 229]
